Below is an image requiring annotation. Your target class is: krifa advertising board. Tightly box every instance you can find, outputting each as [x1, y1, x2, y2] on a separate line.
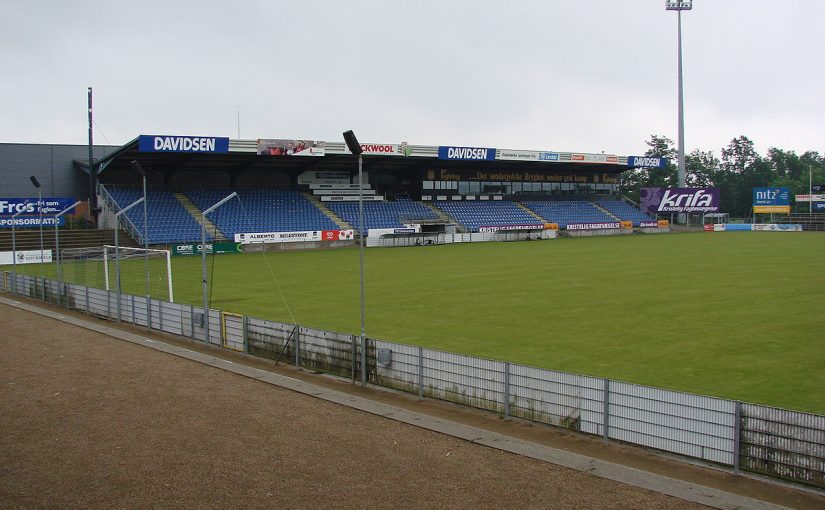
[640, 188, 720, 214]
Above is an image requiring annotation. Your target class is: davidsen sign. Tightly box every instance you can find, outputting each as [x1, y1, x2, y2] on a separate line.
[640, 187, 720, 214]
[628, 156, 668, 169]
[438, 146, 496, 161]
[138, 135, 230, 153]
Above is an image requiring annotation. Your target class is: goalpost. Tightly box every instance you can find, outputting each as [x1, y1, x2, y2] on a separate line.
[59, 245, 174, 302]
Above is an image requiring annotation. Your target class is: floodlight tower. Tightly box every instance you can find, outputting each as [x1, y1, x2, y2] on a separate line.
[666, 0, 692, 196]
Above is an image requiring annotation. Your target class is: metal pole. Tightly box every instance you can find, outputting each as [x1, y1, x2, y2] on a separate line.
[504, 362, 511, 419]
[667, 1, 692, 223]
[200, 192, 238, 345]
[676, 8, 686, 191]
[603, 379, 611, 446]
[202, 218, 209, 344]
[53, 201, 82, 302]
[418, 346, 424, 398]
[115, 226, 120, 320]
[143, 173, 150, 327]
[734, 400, 742, 474]
[358, 154, 367, 387]
[38, 188, 44, 280]
[10, 218, 15, 294]
[88, 87, 98, 225]
[810, 165, 813, 214]
[10, 202, 29, 294]
[113, 197, 144, 321]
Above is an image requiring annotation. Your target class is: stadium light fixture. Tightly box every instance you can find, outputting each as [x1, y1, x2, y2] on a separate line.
[113, 196, 145, 321]
[29, 175, 45, 295]
[200, 191, 238, 345]
[666, 0, 692, 223]
[343, 130, 368, 387]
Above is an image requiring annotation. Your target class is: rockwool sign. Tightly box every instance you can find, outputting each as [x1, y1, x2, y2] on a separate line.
[640, 188, 720, 214]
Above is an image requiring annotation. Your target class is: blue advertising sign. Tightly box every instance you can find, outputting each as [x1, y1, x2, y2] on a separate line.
[752, 187, 790, 206]
[814, 202, 825, 211]
[138, 134, 230, 153]
[628, 156, 668, 169]
[538, 152, 559, 161]
[0, 198, 78, 216]
[437, 146, 496, 161]
[0, 216, 65, 228]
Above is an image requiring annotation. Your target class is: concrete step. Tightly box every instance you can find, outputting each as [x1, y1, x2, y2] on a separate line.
[175, 193, 227, 241]
[515, 202, 546, 222]
[304, 193, 351, 229]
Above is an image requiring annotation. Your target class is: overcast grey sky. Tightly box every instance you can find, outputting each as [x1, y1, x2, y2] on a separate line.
[1, 0, 822, 158]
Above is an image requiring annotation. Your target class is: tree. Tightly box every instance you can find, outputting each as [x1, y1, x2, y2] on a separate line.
[685, 149, 720, 187]
[619, 134, 678, 203]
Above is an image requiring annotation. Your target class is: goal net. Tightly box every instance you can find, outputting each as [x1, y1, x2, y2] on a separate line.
[59, 245, 174, 302]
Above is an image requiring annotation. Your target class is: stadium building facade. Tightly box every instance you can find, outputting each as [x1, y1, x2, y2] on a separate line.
[0, 135, 668, 244]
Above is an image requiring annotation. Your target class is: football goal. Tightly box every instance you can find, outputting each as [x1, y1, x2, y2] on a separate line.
[59, 245, 174, 302]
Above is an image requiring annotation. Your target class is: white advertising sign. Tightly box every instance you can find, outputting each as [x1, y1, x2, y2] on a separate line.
[234, 231, 322, 244]
[0, 250, 53, 265]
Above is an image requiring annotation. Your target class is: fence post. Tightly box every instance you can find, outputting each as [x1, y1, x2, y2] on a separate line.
[504, 362, 511, 419]
[361, 336, 367, 387]
[418, 346, 424, 398]
[242, 316, 249, 354]
[84, 285, 90, 315]
[189, 304, 195, 340]
[603, 379, 611, 446]
[131, 295, 136, 324]
[107, 290, 112, 318]
[146, 296, 152, 331]
[293, 326, 300, 367]
[351, 335, 356, 383]
[734, 400, 742, 475]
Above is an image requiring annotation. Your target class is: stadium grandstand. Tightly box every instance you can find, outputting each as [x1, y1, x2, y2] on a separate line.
[0, 135, 672, 248]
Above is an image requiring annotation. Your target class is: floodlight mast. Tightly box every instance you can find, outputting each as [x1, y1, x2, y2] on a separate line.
[666, 0, 692, 223]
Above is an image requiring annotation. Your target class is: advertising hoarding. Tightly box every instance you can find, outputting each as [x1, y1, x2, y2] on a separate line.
[753, 187, 790, 213]
[234, 230, 353, 244]
[640, 188, 720, 214]
[628, 156, 668, 169]
[0, 249, 53, 264]
[0, 217, 65, 228]
[257, 139, 325, 156]
[566, 222, 621, 231]
[437, 146, 496, 161]
[138, 135, 229, 153]
[478, 224, 545, 233]
[0, 198, 78, 216]
[172, 243, 243, 256]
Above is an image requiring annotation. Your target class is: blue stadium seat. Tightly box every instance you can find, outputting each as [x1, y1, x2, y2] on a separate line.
[521, 200, 618, 229]
[186, 188, 338, 239]
[433, 200, 540, 232]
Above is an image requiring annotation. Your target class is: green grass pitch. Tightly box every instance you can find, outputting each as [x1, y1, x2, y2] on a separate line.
[6, 232, 824, 413]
